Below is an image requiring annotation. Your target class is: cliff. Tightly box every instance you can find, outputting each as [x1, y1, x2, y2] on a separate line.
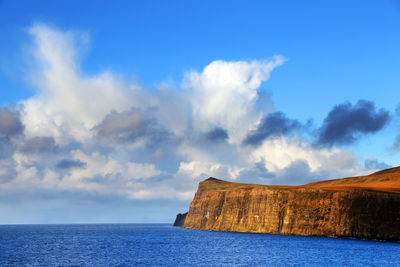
[173, 212, 187, 227]
[175, 168, 400, 241]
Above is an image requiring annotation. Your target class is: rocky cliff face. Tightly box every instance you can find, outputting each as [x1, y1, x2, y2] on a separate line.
[173, 212, 187, 227]
[175, 168, 400, 241]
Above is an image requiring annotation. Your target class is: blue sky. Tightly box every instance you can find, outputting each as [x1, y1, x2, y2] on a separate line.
[0, 0, 399, 223]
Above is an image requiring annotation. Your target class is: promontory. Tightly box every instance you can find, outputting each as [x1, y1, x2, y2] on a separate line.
[174, 166, 400, 241]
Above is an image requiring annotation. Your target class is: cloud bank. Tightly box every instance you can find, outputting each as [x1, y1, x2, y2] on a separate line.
[0, 24, 392, 222]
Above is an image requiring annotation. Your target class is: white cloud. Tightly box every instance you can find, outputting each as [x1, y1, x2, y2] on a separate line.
[125, 162, 162, 179]
[250, 136, 364, 179]
[22, 24, 147, 143]
[127, 187, 194, 200]
[1, 148, 167, 201]
[177, 160, 241, 180]
[0, 23, 371, 211]
[63, 150, 162, 183]
[184, 58, 285, 143]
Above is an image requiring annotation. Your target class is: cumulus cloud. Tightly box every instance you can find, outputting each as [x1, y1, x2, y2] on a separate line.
[315, 100, 390, 147]
[243, 112, 302, 146]
[184, 58, 285, 143]
[0, 22, 383, 223]
[2, 149, 168, 201]
[22, 24, 146, 143]
[249, 136, 363, 180]
[66, 150, 164, 183]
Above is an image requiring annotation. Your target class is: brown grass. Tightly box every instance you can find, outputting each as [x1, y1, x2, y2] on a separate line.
[201, 167, 400, 194]
[304, 167, 400, 193]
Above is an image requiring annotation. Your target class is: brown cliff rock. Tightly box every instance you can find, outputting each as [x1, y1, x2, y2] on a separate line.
[175, 168, 400, 241]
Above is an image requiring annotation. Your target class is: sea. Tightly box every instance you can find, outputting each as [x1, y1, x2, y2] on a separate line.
[0, 224, 399, 266]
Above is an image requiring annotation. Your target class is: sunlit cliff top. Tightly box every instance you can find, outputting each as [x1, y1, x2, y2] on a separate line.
[200, 166, 400, 194]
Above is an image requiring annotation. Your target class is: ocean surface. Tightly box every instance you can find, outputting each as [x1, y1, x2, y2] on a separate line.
[0, 224, 399, 266]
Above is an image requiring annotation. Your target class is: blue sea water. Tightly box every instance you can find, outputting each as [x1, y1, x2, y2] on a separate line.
[0, 224, 399, 266]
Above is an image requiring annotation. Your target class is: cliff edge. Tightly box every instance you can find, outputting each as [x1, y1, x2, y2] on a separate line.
[175, 170, 400, 241]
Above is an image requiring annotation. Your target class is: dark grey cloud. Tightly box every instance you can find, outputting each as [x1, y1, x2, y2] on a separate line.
[243, 112, 301, 146]
[315, 100, 390, 147]
[20, 136, 59, 154]
[205, 127, 228, 142]
[364, 159, 391, 171]
[94, 108, 173, 146]
[0, 107, 24, 137]
[56, 159, 87, 170]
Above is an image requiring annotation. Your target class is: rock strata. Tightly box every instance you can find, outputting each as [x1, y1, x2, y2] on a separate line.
[175, 169, 400, 241]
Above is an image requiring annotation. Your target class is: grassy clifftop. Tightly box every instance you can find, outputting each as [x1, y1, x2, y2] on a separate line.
[200, 167, 400, 193]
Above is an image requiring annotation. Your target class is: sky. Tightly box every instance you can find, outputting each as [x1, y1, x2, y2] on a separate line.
[0, 0, 400, 224]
